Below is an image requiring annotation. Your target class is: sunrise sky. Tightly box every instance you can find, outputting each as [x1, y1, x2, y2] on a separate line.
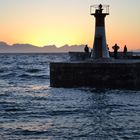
[0, 0, 140, 50]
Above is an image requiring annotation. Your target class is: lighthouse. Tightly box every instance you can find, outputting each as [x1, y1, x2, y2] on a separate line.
[90, 4, 110, 59]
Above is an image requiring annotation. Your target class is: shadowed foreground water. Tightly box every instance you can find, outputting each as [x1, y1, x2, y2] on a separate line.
[0, 54, 140, 140]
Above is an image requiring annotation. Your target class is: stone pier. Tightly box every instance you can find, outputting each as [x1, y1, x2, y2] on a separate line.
[50, 60, 140, 89]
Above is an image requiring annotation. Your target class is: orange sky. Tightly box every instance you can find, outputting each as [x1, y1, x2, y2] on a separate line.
[0, 0, 140, 51]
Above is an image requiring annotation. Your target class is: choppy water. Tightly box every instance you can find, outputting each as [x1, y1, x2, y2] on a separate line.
[0, 53, 140, 140]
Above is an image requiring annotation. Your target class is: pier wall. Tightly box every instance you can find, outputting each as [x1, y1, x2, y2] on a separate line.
[50, 62, 140, 89]
[69, 52, 137, 61]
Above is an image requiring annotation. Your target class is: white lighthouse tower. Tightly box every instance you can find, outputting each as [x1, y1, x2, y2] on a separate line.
[90, 4, 110, 59]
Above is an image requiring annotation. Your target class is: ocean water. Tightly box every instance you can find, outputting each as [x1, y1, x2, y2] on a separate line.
[0, 53, 140, 140]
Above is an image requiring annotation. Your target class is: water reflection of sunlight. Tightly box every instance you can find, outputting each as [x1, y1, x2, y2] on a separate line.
[31, 85, 49, 90]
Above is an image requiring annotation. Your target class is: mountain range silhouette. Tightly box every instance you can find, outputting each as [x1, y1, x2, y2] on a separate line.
[0, 42, 86, 53]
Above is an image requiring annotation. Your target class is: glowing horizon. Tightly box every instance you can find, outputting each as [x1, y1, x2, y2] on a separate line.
[0, 0, 140, 51]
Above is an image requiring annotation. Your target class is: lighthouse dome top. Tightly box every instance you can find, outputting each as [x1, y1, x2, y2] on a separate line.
[99, 4, 103, 9]
[90, 4, 109, 15]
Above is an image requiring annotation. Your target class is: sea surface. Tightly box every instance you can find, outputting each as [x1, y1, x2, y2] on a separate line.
[0, 53, 140, 140]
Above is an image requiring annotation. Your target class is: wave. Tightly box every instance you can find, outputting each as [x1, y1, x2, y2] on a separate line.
[26, 69, 41, 73]
[4, 108, 26, 112]
[19, 73, 49, 79]
[1, 72, 17, 78]
[0, 69, 5, 73]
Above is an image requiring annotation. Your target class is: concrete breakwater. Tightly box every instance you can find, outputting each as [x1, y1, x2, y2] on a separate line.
[50, 60, 140, 89]
[69, 52, 139, 61]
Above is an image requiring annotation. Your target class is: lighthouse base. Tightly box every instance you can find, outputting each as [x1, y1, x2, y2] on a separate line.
[50, 60, 140, 90]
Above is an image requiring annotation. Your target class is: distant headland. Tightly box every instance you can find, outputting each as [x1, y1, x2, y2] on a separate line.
[0, 41, 86, 53]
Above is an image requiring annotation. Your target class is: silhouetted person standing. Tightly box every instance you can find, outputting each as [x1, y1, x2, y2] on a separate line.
[112, 44, 120, 59]
[84, 45, 89, 54]
[123, 45, 127, 58]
